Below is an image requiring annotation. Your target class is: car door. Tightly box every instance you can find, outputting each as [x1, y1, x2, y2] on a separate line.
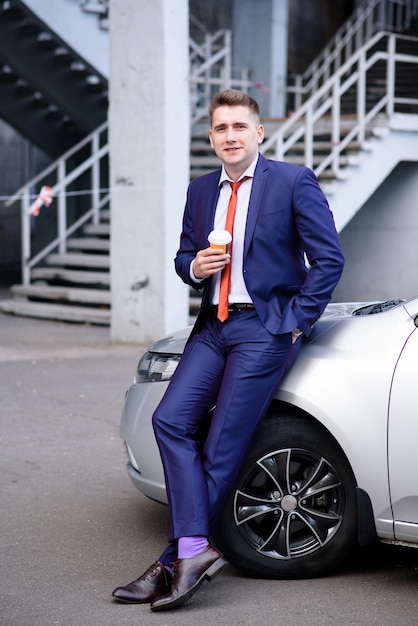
[388, 325, 418, 543]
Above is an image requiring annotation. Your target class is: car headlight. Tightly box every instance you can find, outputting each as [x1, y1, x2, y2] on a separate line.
[134, 351, 181, 383]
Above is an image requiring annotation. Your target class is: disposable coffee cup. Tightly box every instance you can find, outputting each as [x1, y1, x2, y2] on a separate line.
[208, 229, 232, 253]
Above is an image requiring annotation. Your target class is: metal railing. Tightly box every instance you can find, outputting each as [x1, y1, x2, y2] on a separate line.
[5, 123, 109, 286]
[5, 22, 250, 288]
[189, 29, 252, 125]
[262, 32, 418, 179]
[287, 0, 418, 111]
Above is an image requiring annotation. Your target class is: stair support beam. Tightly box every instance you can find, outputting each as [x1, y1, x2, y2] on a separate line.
[332, 78, 341, 175]
[386, 33, 396, 115]
[357, 53, 366, 145]
[58, 159, 66, 255]
[92, 131, 100, 225]
[22, 192, 31, 286]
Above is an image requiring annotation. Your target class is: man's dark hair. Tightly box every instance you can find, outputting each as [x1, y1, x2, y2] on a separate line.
[208, 89, 260, 124]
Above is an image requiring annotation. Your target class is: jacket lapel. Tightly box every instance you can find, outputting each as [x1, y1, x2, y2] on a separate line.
[198, 171, 221, 245]
[208, 180, 221, 233]
[244, 155, 269, 257]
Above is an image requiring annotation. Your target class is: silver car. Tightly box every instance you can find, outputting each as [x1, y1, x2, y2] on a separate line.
[119, 298, 418, 578]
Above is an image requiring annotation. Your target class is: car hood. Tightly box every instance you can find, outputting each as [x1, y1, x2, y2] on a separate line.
[146, 302, 378, 356]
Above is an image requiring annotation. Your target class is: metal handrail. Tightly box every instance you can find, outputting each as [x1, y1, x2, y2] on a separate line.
[262, 32, 418, 179]
[189, 29, 252, 125]
[5, 121, 108, 208]
[28, 194, 110, 271]
[7, 123, 109, 286]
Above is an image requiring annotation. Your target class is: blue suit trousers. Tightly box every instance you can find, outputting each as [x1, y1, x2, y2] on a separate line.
[152, 309, 301, 564]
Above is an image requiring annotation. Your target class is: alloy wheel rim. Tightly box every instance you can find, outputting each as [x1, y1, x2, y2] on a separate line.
[233, 447, 346, 560]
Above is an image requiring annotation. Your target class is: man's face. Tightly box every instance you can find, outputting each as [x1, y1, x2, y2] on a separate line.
[209, 105, 264, 179]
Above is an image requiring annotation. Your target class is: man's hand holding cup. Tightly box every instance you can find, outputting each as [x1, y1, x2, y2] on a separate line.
[192, 229, 232, 280]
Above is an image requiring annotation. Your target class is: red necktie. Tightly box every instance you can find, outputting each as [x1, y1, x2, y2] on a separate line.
[217, 177, 249, 322]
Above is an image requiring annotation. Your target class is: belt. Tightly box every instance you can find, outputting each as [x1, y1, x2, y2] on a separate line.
[211, 303, 255, 313]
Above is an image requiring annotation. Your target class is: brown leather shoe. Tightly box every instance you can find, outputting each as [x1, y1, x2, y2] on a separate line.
[150, 545, 227, 612]
[112, 561, 171, 604]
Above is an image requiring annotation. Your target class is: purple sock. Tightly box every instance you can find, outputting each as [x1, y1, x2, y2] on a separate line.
[177, 536, 209, 559]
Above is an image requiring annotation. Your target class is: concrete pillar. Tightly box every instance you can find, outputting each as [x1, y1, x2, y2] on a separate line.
[232, 0, 289, 118]
[109, 0, 190, 343]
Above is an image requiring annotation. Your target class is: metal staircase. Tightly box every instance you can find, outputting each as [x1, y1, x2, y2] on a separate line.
[1, 122, 111, 323]
[189, 15, 251, 125]
[0, 0, 108, 157]
[2, 0, 418, 325]
[0, 6, 249, 325]
[261, 31, 418, 184]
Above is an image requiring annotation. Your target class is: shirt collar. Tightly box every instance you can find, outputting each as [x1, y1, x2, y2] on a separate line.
[218, 153, 260, 187]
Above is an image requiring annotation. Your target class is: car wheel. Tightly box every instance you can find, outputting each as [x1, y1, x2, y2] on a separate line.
[213, 411, 358, 578]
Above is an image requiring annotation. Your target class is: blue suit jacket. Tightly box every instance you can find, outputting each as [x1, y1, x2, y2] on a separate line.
[175, 154, 344, 337]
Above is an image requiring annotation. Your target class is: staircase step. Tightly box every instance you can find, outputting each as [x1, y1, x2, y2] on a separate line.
[190, 139, 364, 156]
[11, 284, 110, 305]
[68, 237, 110, 252]
[0, 299, 110, 325]
[190, 156, 221, 168]
[372, 126, 390, 138]
[190, 140, 212, 152]
[188, 153, 357, 167]
[100, 210, 110, 221]
[31, 268, 110, 286]
[46, 253, 110, 268]
[316, 170, 339, 180]
[268, 140, 363, 154]
[190, 169, 214, 179]
[83, 223, 110, 237]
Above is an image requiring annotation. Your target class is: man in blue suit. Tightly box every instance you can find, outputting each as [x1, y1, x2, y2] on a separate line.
[112, 90, 344, 611]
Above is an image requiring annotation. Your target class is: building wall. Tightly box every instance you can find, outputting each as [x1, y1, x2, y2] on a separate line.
[333, 162, 418, 302]
[189, 0, 232, 32]
[232, 0, 289, 117]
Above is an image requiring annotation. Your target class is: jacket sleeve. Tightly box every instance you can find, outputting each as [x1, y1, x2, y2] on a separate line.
[290, 166, 345, 336]
[174, 182, 206, 290]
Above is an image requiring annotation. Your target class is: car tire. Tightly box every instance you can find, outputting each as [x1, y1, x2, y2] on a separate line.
[213, 410, 358, 579]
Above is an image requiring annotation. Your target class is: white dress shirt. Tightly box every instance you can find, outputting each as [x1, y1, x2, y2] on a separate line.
[208, 154, 259, 305]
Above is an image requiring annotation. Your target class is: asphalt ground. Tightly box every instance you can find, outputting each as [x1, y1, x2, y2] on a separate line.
[1, 309, 418, 626]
